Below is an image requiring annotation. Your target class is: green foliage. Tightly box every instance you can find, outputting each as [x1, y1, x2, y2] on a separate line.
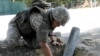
[10, 0, 23, 2]
[97, 0, 100, 2]
[24, 0, 33, 7]
[12, 0, 100, 7]
[24, 0, 100, 7]
[10, 0, 33, 7]
[24, 0, 71, 7]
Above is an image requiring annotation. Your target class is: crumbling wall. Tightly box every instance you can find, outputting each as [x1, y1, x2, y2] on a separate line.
[74, 28, 100, 56]
[0, 28, 100, 56]
[0, 39, 65, 56]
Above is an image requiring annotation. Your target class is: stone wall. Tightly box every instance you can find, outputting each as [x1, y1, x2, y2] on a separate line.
[74, 28, 100, 56]
[0, 28, 100, 56]
[0, 38, 65, 56]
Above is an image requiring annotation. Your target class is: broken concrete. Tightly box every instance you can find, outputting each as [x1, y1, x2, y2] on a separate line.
[0, 38, 65, 56]
[74, 28, 100, 56]
[0, 28, 100, 56]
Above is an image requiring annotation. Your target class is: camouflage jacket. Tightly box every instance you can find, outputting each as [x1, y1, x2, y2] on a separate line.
[15, 6, 48, 35]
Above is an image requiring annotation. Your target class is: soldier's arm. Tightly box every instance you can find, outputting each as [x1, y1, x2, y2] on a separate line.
[48, 32, 56, 42]
[36, 22, 53, 56]
[39, 41, 53, 56]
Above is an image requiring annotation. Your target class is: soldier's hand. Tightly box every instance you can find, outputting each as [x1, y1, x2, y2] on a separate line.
[51, 40, 63, 46]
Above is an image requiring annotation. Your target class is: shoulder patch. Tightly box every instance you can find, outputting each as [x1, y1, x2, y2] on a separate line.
[30, 13, 43, 30]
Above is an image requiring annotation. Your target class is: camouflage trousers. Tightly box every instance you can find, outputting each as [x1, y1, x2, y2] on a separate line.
[3, 17, 40, 49]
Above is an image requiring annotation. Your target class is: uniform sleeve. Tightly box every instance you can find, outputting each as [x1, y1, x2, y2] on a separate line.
[30, 13, 43, 30]
[36, 21, 50, 42]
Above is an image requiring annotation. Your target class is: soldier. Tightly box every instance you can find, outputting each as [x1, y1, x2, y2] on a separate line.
[3, 1, 70, 56]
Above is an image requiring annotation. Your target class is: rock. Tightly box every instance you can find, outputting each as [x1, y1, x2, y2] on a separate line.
[0, 38, 66, 56]
[0, 28, 100, 56]
[74, 28, 100, 56]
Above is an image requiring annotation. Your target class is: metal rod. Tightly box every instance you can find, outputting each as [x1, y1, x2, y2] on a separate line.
[63, 27, 80, 56]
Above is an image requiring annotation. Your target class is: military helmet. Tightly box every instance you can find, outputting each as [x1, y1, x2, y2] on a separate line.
[51, 6, 70, 26]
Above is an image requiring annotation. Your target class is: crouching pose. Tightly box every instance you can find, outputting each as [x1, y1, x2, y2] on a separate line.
[3, 2, 70, 56]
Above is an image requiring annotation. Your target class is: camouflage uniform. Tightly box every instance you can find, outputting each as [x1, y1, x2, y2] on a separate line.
[3, 6, 70, 49]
